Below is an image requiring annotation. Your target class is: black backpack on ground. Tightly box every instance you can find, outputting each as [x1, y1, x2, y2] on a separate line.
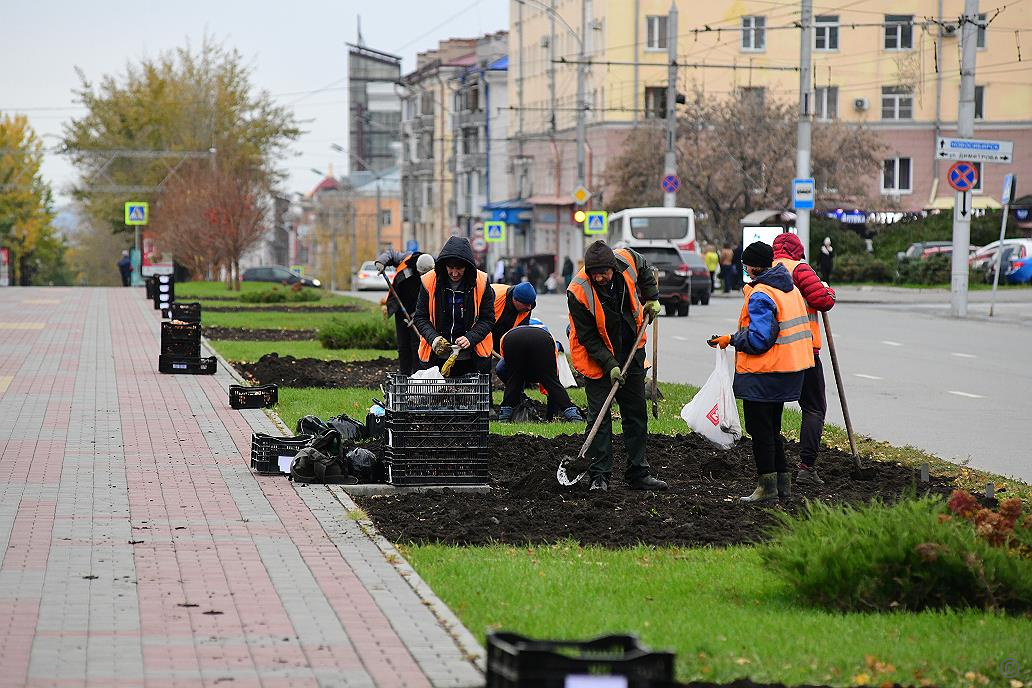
[289, 430, 357, 484]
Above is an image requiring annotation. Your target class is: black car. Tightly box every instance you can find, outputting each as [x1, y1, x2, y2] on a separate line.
[626, 244, 708, 316]
[241, 265, 322, 288]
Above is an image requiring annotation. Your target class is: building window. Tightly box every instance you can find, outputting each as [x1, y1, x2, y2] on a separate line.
[884, 15, 913, 50]
[419, 92, 434, 116]
[882, 157, 912, 194]
[646, 15, 667, 50]
[974, 85, 985, 119]
[881, 86, 913, 119]
[741, 86, 765, 106]
[815, 86, 838, 120]
[644, 87, 666, 118]
[380, 209, 392, 226]
[815, 15, 839, 50]
[971, 162, 983, 192]
[741, 16, 766, 51]
[977, 13, 987, 49]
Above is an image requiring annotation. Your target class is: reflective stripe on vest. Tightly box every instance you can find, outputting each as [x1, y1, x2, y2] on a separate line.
[417, 270, 494, 361]
[735, 283, 815, 374]
[773, 257, 823, 349]
[567, 248, 645, 379]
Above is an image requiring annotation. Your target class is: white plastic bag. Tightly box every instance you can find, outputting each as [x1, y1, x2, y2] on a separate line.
[411, 366, 444, 381]
[557, 354, 577, 389]
[679, 348, 742, 449]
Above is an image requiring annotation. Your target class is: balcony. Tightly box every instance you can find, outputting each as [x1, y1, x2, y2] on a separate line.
[454, 109, 486, 130]
[455, 151, 487, 173]
[403, 159, 435, 177]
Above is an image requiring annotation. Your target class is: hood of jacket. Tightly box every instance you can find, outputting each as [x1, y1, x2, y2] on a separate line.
[750, 263, 795, 293]
[772, 233, 806, 260]
[435, 236, 477, 282]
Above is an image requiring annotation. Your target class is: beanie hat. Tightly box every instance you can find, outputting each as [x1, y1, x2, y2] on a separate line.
[416, 254, 435, 274]
[772, 232, 805, 260]
[583, 240, 620, 272]
[512, 282, 537, 307]
[741, 241, 774, 268]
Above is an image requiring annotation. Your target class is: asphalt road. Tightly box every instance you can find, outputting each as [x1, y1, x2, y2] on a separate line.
[351, 286, 1032, 482]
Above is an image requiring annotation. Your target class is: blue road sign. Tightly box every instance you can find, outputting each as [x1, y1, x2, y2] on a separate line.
[661, 174, 680, 193]
[948, 162, 978, 192]
[792, 178, 815, 210]
[484, 221, 506, 242]
[584, 211, 608, 235]
[124, 201, 149, 225]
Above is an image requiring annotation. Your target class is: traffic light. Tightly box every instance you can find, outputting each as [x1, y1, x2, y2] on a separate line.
[573, 209, 587, 224]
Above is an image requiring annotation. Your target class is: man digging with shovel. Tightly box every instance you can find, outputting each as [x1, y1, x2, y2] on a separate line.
[566, 240, 667, 493]
[376, 248, 435, 375]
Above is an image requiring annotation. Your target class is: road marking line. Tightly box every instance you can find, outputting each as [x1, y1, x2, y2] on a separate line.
[0, 323, 45, 330]
[672, 335, 689, 342]
[881, 340, 903, 347]
[854, 374, 883, 380]
[948, 390, 984, 399]
[951, 352, 976, 359]
[0, 376, 11, 395]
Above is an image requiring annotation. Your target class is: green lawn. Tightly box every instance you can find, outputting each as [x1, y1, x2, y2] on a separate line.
[175, 280, 288, 298]
[211, 340, 388, 363]
[201, 309, 356, 330]
[404, 542, 1031, 687]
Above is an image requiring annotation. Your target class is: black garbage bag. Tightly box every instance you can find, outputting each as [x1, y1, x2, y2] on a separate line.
[296, 415, 330, 437]
[510, 397, 545, 423]
[326, 412, 366, 440]
[346, 448, 381, 483]
[289, 444, 356, 484]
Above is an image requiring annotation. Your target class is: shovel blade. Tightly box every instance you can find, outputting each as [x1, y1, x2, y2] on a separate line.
[557, 454, 590, 486]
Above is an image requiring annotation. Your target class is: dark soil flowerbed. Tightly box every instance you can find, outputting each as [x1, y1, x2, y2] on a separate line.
[234, 353, 397, 388]
[354, 433, 953, 548]
[204, 327, 319, 341]
[203, 305, 363, 313]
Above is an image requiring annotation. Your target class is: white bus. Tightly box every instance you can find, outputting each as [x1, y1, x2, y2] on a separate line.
[607, 207, 698, 253]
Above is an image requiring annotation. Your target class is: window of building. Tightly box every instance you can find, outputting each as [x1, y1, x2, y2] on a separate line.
[461, 127, 479, 155]
[971, 161, 983, 192]
[974, 85, 985, 119]
[380, 209, 392, 226]
[884, 15, 913, 50]
[419, 92, 434, 116]
[815, 15, 839, 50]
[977, 13, 987, 49]
[424, 183, 434, 207]
[881, 86, 913, 119]
[882, 157, 912, 193]
[644, 86, 666, 118]
[646, 15, 667, 50]
[741, 86, 765, 107]
[815, 86, 838, 120]
[741, 16, 766, 51]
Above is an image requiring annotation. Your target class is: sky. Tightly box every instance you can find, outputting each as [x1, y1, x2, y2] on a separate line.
[0, 0, 509, 210]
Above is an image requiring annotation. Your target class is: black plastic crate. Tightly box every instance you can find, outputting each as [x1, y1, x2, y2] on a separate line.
[250, 433, 313, 475]
[153, 292, 173, 310]
[384, 446, 488, 486]
[384, 373, 491, 413]
[230, 384, 278, 409]
[145, 276, 156, 300]
[158, 355, 216, 375]
[161, 321, 201, 342]
[170, 302, 202, 323]
[486, 632, 675, 688]
[161, 339, 201, 357]
[386, 411, 489, 449]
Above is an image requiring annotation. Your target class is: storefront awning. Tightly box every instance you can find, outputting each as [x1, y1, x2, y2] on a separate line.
[928, 196, 1002, 210]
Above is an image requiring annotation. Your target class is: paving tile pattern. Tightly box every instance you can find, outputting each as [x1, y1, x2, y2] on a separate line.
[0, 288, 483, 687]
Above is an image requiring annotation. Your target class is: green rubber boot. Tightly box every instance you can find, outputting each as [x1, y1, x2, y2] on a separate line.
[740, 473, 778, 503]
[777, 472, 792, 502]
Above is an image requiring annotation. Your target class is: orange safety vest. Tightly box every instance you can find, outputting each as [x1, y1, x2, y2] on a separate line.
[493, 283, 531, 330]
[567, 248, 645, 379]
[417, 270, 494, 361]
[392, 254, 414, 287]
[773, 257, 823, 349]
[735, 282, 815, 374]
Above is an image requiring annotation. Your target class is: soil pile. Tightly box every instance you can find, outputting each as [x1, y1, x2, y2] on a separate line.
[204, 327, 318, 341]
[355, 433, 953, 548]
[234, 353, 396, 388]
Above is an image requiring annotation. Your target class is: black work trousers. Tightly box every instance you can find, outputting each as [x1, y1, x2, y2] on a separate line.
[584, 374, 651, 482]
[720, 265, 735, 293]
[498, 330, 574, 417]
[395, 315, 420, 376]
[743, 399, 787, 475]
[798, 352, 827, 468]
[424, 354, 491, 378]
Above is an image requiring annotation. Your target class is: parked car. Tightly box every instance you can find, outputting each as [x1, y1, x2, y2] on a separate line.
[241, 265, 322, 288]
[970, 239, 1032, 271]
[622, 243, 700, 316]
[683, 251, 712, 305]
[897, 241, 952, 262]
[353, 261, 395, 291]
[1004, 252, 1032, 284]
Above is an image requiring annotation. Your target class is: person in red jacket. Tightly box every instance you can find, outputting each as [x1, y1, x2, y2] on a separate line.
[772, 232, 836, 485]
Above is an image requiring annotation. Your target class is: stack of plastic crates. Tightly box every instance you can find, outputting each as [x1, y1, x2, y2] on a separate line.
[152, 274, 174, 311]
[383, 373, 490, 485]
[158, 321, 216, 374]
[170, 302, 202, 323]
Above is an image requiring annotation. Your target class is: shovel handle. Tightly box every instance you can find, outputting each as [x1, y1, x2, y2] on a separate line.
[651, 313, 659, 419]
[821, 311, 859, 460]
[380, 268, 421, 337]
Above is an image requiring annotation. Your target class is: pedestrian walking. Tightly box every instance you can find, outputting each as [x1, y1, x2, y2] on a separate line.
[117, 250, 132, 287]
[718, 243, 734, 293]
[731, 243, 744, 290]
[704, 245, 719, 290]
[561, 256, 575, 288]
[376, 247, 435, 375]
[772, 233, 836, 485]
[819, 237, 834, 281]
[493, 257, 507, 283]
[496, 323, 584, 422]
[491, 281, 536, 353]
[708, 241, 814, 503]
[567, 240, 667, 492]
[413, 237, 496, 377]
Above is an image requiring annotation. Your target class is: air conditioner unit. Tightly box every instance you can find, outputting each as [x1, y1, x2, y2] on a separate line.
[940, 22, 959, 37]
[853, 97, 869, 111]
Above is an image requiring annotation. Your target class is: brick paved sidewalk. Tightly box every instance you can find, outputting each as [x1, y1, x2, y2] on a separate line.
[0, 287, 483, 688]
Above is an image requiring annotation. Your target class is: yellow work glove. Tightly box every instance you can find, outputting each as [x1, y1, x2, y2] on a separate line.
[609, 366, 625, 385]
[644, 300, 662, 323]
[432, 336, 452, 357]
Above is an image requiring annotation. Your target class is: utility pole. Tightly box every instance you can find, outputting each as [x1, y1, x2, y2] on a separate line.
[350, 204, 358, 290]
[575, 0, 587, 191]
[549, 0, 557, 132]
[330, 205, 339, 292]
[951, 0, 979, 318]
[663, 1, 678, 208]
[795, 0, 814, 257]
[375, 181, 382, 251]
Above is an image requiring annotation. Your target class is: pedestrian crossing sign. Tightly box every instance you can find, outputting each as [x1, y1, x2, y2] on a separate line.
[583, 210, 608, 235]
[484, 221, 505, 242]
[124, 202, 149, 226]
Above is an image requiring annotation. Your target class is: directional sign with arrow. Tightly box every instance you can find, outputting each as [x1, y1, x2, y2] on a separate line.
[937, 137, 1013, 164]
[955, 191, 971, 221]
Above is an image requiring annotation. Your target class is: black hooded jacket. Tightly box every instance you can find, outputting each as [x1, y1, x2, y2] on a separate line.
[413, 236, 495, 358]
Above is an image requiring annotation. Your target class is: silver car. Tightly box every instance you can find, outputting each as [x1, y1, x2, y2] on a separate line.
[353, 261, 395, 291]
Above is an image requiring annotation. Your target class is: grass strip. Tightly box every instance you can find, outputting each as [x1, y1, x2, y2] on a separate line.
[210, 340, 387, 363]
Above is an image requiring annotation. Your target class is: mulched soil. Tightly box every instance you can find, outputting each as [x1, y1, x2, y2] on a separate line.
[203, 305, 363, 313]
[204, 327, 319, 341]
[354, 432, 954, 548]
[234, 353, 396, 388]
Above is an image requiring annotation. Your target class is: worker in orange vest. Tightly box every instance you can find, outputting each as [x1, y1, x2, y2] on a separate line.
[708, 242, 814, 503]
[491, 282, 536, 353]
[567, 240, 666, 493]
[412, 237, 496, 377]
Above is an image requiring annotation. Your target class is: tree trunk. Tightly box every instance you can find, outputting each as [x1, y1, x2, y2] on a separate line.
[233, 258, 241, 291]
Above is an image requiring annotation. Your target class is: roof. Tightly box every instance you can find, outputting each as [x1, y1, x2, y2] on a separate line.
[352, 167, 401, 195]
[489, 55, 508, 70]
[483, 198, 531, 210]
[310, 176, 341, 196]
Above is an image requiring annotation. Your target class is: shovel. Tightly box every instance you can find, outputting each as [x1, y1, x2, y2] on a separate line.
[821, 311, 874, 480]
[378, 264, 421, 338]
[557, 318, 651, 486]
[651, 315, 659, 419]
